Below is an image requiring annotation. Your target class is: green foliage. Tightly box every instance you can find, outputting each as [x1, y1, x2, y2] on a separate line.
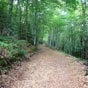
[0, 59, 5, 66]
[12, 49, 26, 57]
[29, 46, 37, 53]
[0, 36, 27, 68]
[85, 71, 88, 76]
[0, 0, 8, 34]
[64, 0, 79, 9]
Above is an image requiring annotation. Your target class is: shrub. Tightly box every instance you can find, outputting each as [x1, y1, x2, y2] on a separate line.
[12, 49, 26, 57]
[0, 36, 27, 67]
[0, 36, 36, 70]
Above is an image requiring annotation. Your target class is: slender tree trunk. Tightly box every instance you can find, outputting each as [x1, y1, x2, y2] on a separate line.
[18, 0, 22, 39]
[48, 30, 51, 46]
[12, 0, 19, 37]
[8, 0, 13, 35]
[25, 0, 29, 40]
[33, 0, 39, 46]
[80, 0, 87, 59]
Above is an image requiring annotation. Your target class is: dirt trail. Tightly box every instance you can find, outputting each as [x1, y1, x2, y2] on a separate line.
[11, 45, 87, 88]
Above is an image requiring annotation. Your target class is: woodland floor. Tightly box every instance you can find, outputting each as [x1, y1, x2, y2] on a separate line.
[1, 45, 88, 88]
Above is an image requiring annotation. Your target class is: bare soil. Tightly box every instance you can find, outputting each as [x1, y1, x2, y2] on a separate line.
[1, 45, 88, 88]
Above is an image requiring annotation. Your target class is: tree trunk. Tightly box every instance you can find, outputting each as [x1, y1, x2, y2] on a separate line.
[8, 0, 13, 35]
[25, 0, 29, 40]
[18, 0, 22, 39]
[81, 0, 87, 59]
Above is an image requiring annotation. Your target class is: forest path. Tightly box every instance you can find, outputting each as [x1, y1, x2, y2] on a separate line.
[11, 45, 87, 88]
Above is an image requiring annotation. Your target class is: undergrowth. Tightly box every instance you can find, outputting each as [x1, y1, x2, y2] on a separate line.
[0, 36, 36, 73]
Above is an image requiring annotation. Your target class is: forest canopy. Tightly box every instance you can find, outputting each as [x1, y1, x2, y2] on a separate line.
[0, 0, 88, 60]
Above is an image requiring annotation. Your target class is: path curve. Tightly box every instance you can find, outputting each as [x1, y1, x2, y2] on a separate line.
[11, 45, 87, 88]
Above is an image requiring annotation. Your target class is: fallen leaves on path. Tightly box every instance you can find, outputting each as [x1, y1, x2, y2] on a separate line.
[1, 45, 88, 88]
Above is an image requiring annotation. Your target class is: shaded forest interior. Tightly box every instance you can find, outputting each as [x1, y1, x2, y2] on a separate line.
[0, 0, 88, 71]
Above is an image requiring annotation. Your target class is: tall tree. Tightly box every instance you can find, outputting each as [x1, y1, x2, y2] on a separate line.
[8, 0, 14, 35]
